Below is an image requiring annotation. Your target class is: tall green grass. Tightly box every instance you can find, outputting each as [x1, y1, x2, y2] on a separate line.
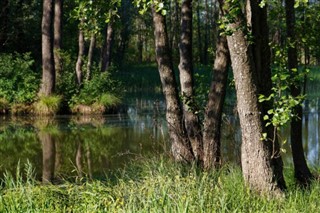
[1, 157, 319, 212]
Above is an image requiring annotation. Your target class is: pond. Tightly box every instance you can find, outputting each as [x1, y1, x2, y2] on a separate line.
[1, 68, 320, 181]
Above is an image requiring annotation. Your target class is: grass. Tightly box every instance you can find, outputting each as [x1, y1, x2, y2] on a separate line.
[1, 157, 320, 212]
[33, 95, 62, 115]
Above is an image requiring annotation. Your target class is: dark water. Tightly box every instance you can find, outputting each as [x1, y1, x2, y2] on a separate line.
[1, 95, 320, 181]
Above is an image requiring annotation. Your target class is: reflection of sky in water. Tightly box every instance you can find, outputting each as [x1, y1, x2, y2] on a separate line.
[304, 109, 320, 166]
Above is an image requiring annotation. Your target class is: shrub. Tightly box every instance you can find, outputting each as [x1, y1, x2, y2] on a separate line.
[0, 52, 40, 104]
[33, 95, 62, 115]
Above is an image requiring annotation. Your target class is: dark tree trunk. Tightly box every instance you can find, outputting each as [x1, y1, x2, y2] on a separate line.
[101, 21, 113, 72]
[76, 140, 83, 178]
[179, 0, 203, 162]
[285, 0, 313, 185]
[54, 0, 62, 79]
[86, 34, 96, 81]
[76, 26, 84, 86]
[40, 0, 55, 96]
[248, 0, 286, 189]
[224, 0, 284, 195]
[203, 35, 229, 170]
[152, 5, 194, 163]
[40, 132, 56, 184]
[0, 0, 9, 52]
[203, 0, 210, 65]
[196, 1, 204, 64]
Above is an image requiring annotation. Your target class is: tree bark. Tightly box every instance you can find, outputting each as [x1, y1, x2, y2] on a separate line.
[285, 0, 313, 185]
[76, 25, 84, 86]
[40, 0, 55, 96]
[86, 34, 96, 81]
[179, 0, 203, 162]
[203, 35, 229, 170]
[101, 21, 113, 72]
[224, 0, 284, 195]
[196, 0, 204, 64]
[54, 0, 62, 79]
[152, 5, 194, 163]
[248, 0, 286, 189]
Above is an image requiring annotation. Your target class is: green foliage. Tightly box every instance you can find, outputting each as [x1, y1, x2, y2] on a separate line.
[1, 158, 320, 212]
[33, 95, 62, 115]
[0, 53, 40, 104]
[70, 70, 123, 109]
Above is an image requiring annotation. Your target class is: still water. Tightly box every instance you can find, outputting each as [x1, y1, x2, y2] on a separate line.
[0, 96, 320, 181]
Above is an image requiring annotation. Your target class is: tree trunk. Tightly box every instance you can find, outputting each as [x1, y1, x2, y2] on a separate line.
[248, 0, 286, 189]
[0, 0, 9, 52]
[76, 25, 84, 86]
[86, 34, 96, 81]
[40, 132, 56, 184]
[54, 0, 62, 79]
[285, 0, 313, 185]
[40, 0, 55, 96]
[101, 21, 113, 72]
[196, 1, 204, 64]
[203, 35, 229, 170]
[152, 5, 194, 163]
[76, 140, 83, 178]
[224, 0, 284, 195]
[179, 0, 203, 162]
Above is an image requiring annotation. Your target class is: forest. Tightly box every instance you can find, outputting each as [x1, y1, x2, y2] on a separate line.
[1, 0, 320, 211]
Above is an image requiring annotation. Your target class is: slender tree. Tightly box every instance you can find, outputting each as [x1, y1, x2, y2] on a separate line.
[54, 0, 62, 78]
[285, 0, 313, 185]
[86, 34, 96, 80]
[101, 21, 113, 72]
[76, 21, 85, 86]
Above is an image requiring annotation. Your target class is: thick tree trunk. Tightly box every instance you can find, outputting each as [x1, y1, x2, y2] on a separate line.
[224, 1, 284, 195]
[40, 0, 55, 96]
[101, 22, 113, 72]
[76, 26, 84, 86]
[203, 35, 229, 170]
[40, 132, 56, 183]
[248, 0, 286, 189]
[285, 0, 313, 185]
[86, 34, 96, 81]
[152, 5, 194, 163]
[179, 0, 203, 162]
[54, 0, 62, 79]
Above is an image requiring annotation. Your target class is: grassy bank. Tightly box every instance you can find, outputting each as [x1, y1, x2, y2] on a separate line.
[0, 157, 319, 212]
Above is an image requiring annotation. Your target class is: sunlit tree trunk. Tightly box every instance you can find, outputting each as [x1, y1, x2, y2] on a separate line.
[40, 0, 55, 96]
[76, 23, 84, 86]
[54, 0, 62, 80]
[203, 34, 229, 170]
[285, 0, 313, 185]
[152, 4, 194, 163]
[179, 0, 203, 162]
[223, 0, 284, 195]
[86, 34, 96, 81]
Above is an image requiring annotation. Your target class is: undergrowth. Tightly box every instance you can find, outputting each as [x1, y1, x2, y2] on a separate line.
[0, 157, 319, 212]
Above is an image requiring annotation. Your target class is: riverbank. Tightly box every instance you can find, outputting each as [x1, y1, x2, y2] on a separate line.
[1, 156, 319, 212]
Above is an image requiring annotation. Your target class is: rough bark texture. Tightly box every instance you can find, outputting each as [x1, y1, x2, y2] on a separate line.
[203, 35, 229, 170]
[248, 0, 286, 189]
[196, 1, 204, 64]
[179, 0, 203, 162]
[225, 8, 283, 195]
[285, 0, 313, 185]
[54, 0, 62, 78]
[40, 132, 56, 183]
[76, 26, 84, 86]
[101, 21, 113, 72]
[86, 34, 96, 81]
[152, 5, 194, 163]
[40, 0, 55, 96]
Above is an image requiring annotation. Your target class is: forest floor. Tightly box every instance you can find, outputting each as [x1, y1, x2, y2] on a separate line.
[0, 155, 319, 212]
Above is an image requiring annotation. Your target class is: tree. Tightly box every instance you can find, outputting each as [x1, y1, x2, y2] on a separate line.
[54, 0, 63, 78]
[39, 0, 56, 96]
[222, 0, 285, 194]
[285, 0, 313, 185]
